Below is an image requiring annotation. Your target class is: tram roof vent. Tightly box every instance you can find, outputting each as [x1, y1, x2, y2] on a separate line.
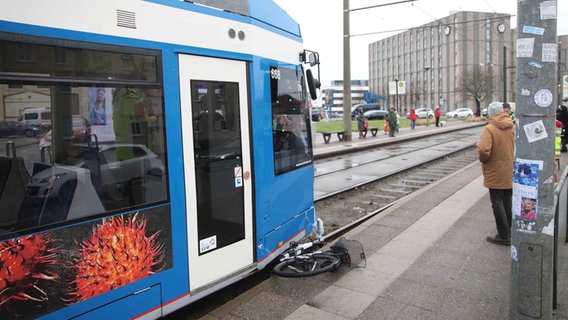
[116, 9, 137, 29]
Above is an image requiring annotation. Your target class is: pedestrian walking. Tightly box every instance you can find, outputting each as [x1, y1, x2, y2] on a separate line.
[503, 102, 516, 124]
[385, 107, 397, 137]
[409, 107, 417, 130]
[435, 107, 441, 127]
[395, 111, 400, 133]
[477, 101, 515, 246]
[356, 108, 366, 139]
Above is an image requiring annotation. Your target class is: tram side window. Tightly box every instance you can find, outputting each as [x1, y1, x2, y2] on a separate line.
[0, 40, 168, 237]
[270, 66, 312, 175]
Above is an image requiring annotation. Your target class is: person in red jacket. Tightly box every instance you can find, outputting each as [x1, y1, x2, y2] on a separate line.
[435, 107, 441, 127]
[409, 108, 417, 130]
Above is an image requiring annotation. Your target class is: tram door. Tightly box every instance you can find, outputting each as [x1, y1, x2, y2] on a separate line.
[179, 55, 253, 290]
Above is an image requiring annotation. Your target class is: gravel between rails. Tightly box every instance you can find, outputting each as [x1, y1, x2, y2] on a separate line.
[315, 147, 479, 234]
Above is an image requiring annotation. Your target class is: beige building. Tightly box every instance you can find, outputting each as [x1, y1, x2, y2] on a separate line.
[369, 11, 515, 115]
[321, 79, 372, 114]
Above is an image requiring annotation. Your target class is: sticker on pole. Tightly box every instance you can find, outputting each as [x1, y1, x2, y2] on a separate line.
[533, 89, 553, 108]
[512, 161, 539, 234]
[523, 120, 548, 143]
[516, 38, 535, 58]
[542, 43, 557, 62]
[540, 1, 556, 19]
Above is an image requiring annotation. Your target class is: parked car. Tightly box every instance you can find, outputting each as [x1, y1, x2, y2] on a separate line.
[311, 106, 323, 122]
[351, 103, 380, 119]
[407, 108, 434, 119]
[482, 101, 506, 117]
[26, 143, 164, 200]
[19, 107, 52, 128]
[329, 113, 343, 119]
[446, 108, 474, 118]
[364, 109, 388, 120]
[481, 102, 514, 117]
[0, 121, 41, 137]
[93, 144, 164, 185]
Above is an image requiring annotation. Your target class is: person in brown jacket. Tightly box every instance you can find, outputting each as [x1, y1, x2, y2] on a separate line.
[477, 101, 515, 246]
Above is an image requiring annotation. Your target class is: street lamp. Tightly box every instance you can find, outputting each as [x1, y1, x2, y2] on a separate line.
[424, 66, 431, 126]
[503, 46, 516, 103]
[394, 78, 399, 113]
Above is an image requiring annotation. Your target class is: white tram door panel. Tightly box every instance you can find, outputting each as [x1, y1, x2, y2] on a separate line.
[179, 55, 253, 290]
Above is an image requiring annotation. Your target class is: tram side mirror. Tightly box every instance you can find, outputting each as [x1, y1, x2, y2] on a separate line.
[308, 52, 319, 67]
[300, 50, 319, 67]
[306, 69, 320, 101]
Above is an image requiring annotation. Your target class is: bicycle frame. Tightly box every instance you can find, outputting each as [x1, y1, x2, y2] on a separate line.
[272, 237, 365, 277]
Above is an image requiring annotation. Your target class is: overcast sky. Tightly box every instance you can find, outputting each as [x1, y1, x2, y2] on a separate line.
[273, 0, 568, 86]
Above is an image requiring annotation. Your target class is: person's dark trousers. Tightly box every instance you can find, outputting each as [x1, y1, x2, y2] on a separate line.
[389, 127, 395, 137]
[435, 117, 440, 127]
[489, 188, 512, 240]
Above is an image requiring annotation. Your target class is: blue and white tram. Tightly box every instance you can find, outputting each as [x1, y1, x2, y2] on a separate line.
[0, 1, 321, 318]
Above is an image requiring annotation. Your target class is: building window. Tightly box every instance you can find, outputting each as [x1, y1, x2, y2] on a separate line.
[17, 43, 34, 62]
[54, 47, 67, 64]
[122, 55, 134, 70]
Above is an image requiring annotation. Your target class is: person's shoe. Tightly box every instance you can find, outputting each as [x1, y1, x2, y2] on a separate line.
[486, 235, 510, 246]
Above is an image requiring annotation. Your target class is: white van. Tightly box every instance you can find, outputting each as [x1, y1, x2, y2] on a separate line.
[19, 108, 52, 127]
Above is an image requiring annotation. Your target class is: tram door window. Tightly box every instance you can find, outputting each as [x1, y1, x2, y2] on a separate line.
[191, 81, 245, 252]
[270, 66, 312, 175]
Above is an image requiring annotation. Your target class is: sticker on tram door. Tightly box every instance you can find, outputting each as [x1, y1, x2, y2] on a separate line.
[235, 166, 243, 187]
[200, 235, 217, 253]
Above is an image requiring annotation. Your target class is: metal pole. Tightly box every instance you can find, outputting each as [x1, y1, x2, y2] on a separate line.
[343, 0, 414, 139]
[503, 46, 507, 103]
[342, 0, 352, 141]
[424, 66, 431, 126]
[395, 78, 399, 113]
[510, 1, 557, 318]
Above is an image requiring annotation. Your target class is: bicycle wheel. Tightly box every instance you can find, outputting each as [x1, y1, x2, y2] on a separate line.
[272, 253, 340, 277]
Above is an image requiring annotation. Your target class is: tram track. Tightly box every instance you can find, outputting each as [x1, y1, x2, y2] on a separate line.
[317, 147, 479, 240]
[313, 127, 482, 201]
[314, 132, 477, 180]
[313, 127, 482, 239]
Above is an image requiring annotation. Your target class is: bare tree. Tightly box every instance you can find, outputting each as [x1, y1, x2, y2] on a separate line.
[457, 65, 495, 116]
[411, 79, 423, 108]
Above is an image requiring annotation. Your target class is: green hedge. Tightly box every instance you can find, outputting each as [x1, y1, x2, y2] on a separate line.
[314, 117, 484, 132]
[315, 119, 407, 132]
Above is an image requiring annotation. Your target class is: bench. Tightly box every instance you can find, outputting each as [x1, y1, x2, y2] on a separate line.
[321, 131, 345, 143]
[362, 127, 379, 137]
[321, 127, 380, 143]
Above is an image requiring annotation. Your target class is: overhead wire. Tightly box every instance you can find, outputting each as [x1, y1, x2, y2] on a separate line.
[350, 12, 512, 38]
[348, 0, 513, 38]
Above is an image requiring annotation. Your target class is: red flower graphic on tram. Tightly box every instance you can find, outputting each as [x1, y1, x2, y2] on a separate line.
[0, 233, 58, 313]
[70, 213, 164, 301]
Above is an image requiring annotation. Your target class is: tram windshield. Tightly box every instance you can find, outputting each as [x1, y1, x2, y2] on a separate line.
[0, 39, 168, 238]
[271, 66, 312, 175]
